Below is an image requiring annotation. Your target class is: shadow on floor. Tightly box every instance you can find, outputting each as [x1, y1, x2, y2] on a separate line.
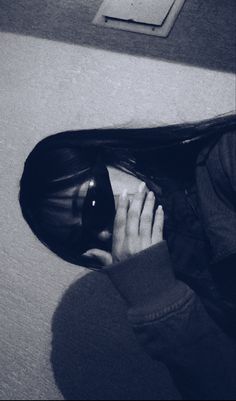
[51, 271, 180, 400]
[0, 0, 235, 73]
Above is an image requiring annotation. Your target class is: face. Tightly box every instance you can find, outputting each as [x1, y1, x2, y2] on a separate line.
[42, 166, 145, 265]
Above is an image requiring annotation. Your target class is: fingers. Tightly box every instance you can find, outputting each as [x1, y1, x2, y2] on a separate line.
[126, 182, 146, 239]
[112, 189, 129, 254]
[112, 183, 163, 263]
[152, 206, 164, 244]
[83, 249, 113, 267]
[140, 191, 156, 248]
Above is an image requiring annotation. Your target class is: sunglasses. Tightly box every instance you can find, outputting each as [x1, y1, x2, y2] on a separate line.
[71, 158, 116, 269]
[82, 158, 116, 237]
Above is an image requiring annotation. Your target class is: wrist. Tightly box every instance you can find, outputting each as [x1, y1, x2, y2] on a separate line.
[106, 241, 178, 308]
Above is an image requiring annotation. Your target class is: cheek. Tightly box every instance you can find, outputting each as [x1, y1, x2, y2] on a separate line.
[42, 207, 83, 226]
[108, 166, 143, 196]
[42, 192, 86, 223]
[39, 205, 83, 248]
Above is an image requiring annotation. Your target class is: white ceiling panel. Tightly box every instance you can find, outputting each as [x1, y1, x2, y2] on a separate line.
[94, 0, 186, 37]
[102, 0, 176, 26]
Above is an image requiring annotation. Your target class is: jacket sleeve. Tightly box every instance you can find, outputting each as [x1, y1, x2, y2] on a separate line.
[196, 132, 236, 306]
[106, 241, 236, 400]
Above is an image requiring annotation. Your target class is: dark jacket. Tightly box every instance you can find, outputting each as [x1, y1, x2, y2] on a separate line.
[196, 132, 236, 307]
[106, 132, 236, 400]
[106, 242, 236, 400]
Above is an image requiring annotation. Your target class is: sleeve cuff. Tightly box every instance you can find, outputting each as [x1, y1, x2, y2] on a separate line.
[106, 241, 189, 313]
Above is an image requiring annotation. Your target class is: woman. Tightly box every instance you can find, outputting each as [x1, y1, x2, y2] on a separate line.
[19, 114, 236, 399]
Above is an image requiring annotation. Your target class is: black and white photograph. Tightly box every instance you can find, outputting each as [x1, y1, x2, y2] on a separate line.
[0, 1, 236, 400]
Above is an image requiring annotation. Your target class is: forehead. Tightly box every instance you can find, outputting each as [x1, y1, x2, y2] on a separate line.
[50, 166, 141, 196]
[50, 180, 90, 197]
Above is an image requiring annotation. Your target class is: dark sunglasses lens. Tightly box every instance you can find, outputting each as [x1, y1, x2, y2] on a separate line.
[82, 163, 116, 234]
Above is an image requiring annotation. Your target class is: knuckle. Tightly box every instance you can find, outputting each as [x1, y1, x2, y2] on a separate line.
[126, 241, 135, 255]
[128, 209, 139, 220]
[142, 213, 153, 223]
[140, 226, 147, 235]
[115, 214, 126, 225]
[140, 225, 150, 237]
[155, 225, 163, 233]
[133, 192, 142, 201]
[126, 225, 136, 237]
[141, 239, 150, 248]
[114, 221, 126, 231]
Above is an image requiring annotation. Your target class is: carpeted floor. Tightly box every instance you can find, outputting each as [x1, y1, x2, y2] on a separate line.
[0, 0, 235, 73]
[0, 2, 235, 400]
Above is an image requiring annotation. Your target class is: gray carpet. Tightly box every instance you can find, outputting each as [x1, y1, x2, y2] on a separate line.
[0, 0, 235, 73]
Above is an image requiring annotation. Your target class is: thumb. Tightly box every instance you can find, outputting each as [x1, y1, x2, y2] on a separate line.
[83, 249, 113, 267]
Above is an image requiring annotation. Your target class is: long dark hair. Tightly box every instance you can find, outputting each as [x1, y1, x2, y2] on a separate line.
[19, 114, 236, 267]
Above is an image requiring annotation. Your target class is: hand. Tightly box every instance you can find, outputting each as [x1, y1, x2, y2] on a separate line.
[83, 183, 164, 267]
[112, 183, 164, 263]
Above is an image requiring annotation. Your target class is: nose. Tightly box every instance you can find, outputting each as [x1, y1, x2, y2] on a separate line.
[97, 230, 112, 242]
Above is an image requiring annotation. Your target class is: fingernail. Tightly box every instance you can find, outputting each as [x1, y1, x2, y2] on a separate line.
[138, 182, 146, 193]
[83, 250, 93, 257]
[148, 191, 155, 200]
[158, 205, 163, 212]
